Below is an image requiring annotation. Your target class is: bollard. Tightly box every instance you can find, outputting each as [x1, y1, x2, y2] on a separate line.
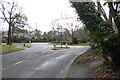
[54, 44, 56, 48]
[24, 43, 25, 47]
[66, 43, 68, 48]
[29, 41, 31, 43]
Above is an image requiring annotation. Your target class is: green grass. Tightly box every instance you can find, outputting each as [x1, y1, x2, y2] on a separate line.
[23, 45, 31, 48]
[0, 45, 24, 54]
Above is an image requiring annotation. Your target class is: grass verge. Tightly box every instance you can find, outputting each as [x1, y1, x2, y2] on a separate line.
[23, 45, 31, 48]
[0, 45, 24, 54]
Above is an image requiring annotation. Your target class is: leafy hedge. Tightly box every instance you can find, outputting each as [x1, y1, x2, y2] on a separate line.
[61, 41, 73, 45]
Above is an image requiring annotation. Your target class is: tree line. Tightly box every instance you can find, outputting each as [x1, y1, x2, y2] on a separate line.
[2, 26, 88, 44]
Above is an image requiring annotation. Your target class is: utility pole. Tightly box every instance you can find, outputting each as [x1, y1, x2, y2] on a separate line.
[60, 12, 62, 47]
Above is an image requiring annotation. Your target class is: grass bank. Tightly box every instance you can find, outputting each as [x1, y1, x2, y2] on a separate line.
[23, 45, 31, 48]
[0, 45, 24, 54]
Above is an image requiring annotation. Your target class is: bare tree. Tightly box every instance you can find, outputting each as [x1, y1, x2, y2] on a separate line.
[64, 21, 80, 43]
[34, 29, 42, 40]
[0, 1, 27, 45]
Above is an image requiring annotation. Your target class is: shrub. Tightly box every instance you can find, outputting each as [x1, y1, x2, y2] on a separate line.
[62, 41, 73, 45]
[73, 38, 78, 44]
[78, 37, 89, 43]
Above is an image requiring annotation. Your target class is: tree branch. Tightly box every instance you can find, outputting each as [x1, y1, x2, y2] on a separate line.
[1, 4, 9, 23]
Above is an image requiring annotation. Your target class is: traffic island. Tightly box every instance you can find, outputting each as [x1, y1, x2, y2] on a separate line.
[51, 47, 70, 50]
[51, 43, 70, 50]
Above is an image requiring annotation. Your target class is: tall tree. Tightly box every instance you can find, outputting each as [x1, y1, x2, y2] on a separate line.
[0, 1, 27, 45]
[71, 2, 120, 66]
[34, 29, 42, 40]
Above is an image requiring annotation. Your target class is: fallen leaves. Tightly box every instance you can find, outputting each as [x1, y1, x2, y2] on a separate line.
[91, 64, 120, 78]
[73, 48, 120, 78]
[74, 48, 102, 65]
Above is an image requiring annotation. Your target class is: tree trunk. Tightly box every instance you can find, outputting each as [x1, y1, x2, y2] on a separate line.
[110, 53, 120, 66]
[109, 9, 112, 26]
[108, 2, 120, 34]
[7, 23, 12, 45]
[12, 26, 14, 44]
[97, 1, 109, 22]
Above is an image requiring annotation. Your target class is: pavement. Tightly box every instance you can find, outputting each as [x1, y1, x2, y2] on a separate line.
[2, 43, 90, 78]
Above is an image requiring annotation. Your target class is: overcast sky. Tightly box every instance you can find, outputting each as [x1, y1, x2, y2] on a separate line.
[0, 0, 109, 33]
[1, 0, 78, 33]
[22, 0, 78, 32]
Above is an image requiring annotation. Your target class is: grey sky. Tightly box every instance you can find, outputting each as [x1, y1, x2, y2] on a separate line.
[0, 0, 110, 33]
[1, 0, 77, 32]
[21, 0, 77, 32]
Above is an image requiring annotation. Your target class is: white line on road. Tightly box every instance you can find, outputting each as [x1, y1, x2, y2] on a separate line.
[13, 61, 23, 65]
[0, 68, 3, 70]
[61, 71, 63, 73]
[13, 54, 39, 66]
[42, 51, 48, 54]
[42, 51, 45, 53]
[34, 55, 38, 57]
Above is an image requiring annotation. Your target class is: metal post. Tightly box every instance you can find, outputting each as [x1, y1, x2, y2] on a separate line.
[61, 12, 62, 47]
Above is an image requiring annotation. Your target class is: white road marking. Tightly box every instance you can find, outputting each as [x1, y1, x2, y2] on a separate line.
[13, 61, 23, 65]
[61, 71, 63, 73]
[26, 57, 31, 60]
[34, 55, 38, 57]
[0, 68, 3, 70]
[42, 51, 48, 53]
[42, 51, 45, 53]
[13, 54, 39, 66]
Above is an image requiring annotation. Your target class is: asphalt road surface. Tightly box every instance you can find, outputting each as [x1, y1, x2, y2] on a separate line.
[2, 43, 90, 78]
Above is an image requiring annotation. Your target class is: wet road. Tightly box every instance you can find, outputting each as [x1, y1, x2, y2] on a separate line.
[2, 43, 90, 78]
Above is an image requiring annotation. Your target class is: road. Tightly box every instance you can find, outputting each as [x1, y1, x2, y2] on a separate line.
[2, 43, 90, 78]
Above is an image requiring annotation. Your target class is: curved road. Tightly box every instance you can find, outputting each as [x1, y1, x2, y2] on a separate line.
[2, 43, 90, 78]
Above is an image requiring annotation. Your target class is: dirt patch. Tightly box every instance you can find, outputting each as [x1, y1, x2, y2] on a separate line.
[66, 48, 102, 78]
[72, 48, 102, 67]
